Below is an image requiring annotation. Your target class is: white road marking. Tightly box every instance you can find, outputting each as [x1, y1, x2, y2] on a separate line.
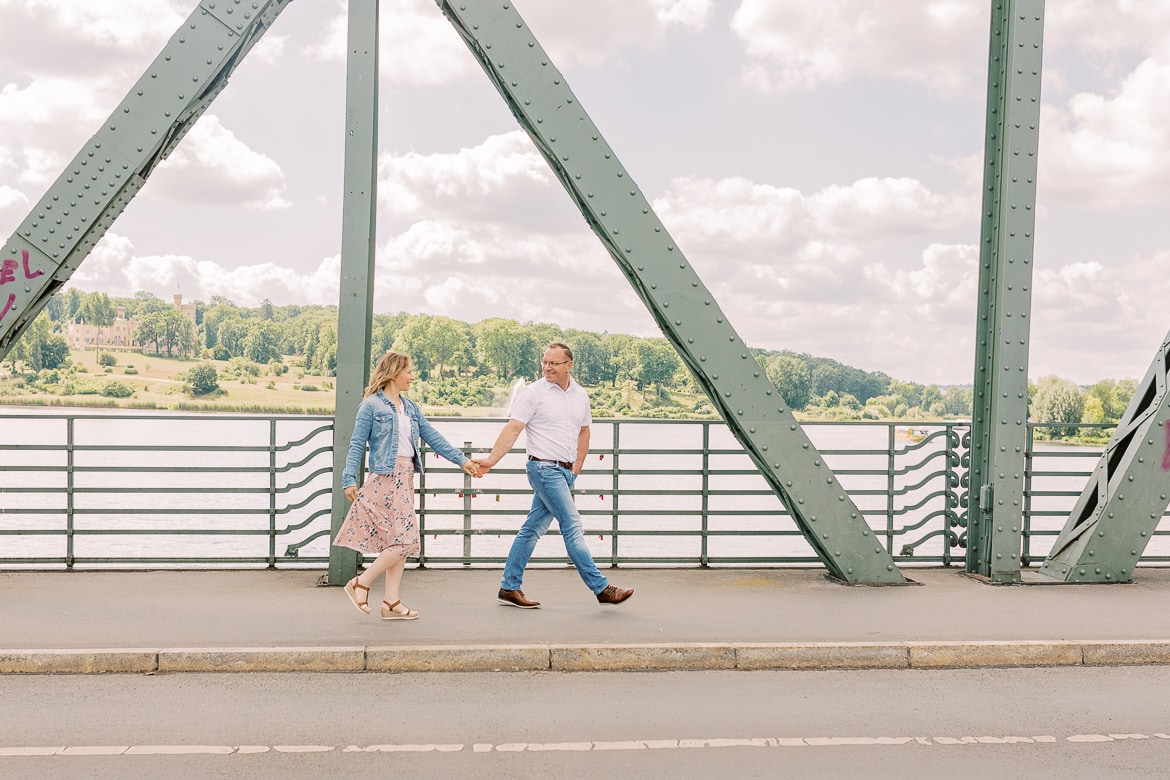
[4, 731, 1170, 758]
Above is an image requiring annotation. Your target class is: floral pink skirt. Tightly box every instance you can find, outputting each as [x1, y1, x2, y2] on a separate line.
[333, 457, 420, 556]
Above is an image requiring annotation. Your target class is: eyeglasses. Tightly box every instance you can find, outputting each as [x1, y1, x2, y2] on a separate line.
[540, 360, 570, 367]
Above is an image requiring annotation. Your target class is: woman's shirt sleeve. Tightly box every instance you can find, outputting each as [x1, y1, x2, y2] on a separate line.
[341, 399, 373, 487]
[416, 411, 468, 467]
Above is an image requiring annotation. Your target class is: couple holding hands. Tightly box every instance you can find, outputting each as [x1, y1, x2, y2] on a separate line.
[334, 344, 633, 621]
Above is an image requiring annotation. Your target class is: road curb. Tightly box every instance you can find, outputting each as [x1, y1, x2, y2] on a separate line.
[7, 641, 1170, 674]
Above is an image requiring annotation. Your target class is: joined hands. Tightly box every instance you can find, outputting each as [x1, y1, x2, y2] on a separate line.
[463, 459, 493, 478]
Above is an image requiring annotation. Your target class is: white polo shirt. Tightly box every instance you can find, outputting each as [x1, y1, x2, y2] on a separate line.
[509, 377, 592, 464]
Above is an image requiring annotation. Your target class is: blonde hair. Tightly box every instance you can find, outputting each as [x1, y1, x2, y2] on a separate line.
[365, 351, 411, 397]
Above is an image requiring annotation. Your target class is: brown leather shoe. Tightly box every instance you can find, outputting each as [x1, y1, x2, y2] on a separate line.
[596, 585, 634, 605]
[498, 588, 540, 609]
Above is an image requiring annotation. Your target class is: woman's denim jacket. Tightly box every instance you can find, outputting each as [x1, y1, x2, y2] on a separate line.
[342, 390, 467, 488]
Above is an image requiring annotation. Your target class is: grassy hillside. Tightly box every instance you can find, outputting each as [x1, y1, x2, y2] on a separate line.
[0, 349, 716, 418]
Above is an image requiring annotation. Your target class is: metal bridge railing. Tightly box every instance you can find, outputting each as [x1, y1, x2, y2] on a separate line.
[0, 412, 1149, 570]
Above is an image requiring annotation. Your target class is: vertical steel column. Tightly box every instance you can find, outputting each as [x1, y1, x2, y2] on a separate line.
[328, 0, 380, 587]
[967, 0, 1046, 582]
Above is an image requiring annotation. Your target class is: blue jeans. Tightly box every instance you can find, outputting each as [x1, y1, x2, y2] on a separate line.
[501, 460, 609, 594]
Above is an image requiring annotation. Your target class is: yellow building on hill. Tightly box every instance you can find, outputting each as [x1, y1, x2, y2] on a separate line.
[66, 294, 196, 351]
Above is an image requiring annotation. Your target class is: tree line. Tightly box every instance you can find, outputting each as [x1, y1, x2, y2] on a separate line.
[3, 289, 1136, 428]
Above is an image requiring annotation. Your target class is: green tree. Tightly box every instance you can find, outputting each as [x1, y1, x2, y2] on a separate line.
[631, 339, 680, 394]
[1086, 378, 1137, 422]
[78, 292, 117, 350]
[942, 386, 972, 417]
[243, 319, 283, 364]
[135, 309, 197, 358]
[474, 318, 529, 378]
[129, 290, 169, 320]
[46, 294, 65, 322]
[9, 313, 68, 372]
[566, 331, 606, 386]
[1082, 395, 1106, 425]
[311, 322, 337, 375]
[216, 316, 248, 358]
[426, 316, 469, 378]
[1031, 375, 1085, 438]
[63, 288, 84, 322]
[765, 354, 812, 410]
[887, 379, 924, 412]
[184, 363, 220, 396]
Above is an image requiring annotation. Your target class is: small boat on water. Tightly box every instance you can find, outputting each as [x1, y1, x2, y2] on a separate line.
[896, 426, 928, 442]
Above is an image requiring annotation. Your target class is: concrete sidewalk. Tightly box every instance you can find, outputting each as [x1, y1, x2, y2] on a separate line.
[4, 567, 1170, 673]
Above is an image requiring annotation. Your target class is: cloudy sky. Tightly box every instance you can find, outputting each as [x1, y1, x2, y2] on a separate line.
[2, 0, 1168, 385]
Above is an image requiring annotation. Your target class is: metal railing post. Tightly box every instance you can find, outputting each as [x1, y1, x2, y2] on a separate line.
[887, 423, 896, 553]
[701, 421, 710, 567]
[268, 418, 277, 568]
[462, 441, 472, 563]
[610, 421, 620, 564]
[66, 416, 75, 570]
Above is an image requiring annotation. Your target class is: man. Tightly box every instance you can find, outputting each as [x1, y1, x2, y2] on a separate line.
[477, 343, 633, 608]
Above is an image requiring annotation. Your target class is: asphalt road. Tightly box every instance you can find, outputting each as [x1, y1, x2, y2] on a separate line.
[3, 666, 1170, 778]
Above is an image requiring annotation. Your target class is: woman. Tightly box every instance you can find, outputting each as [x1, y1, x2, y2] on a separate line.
[335, 351, 480, 619]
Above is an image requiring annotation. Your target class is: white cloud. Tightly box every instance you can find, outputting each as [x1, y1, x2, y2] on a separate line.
[1040, 58, 1170, 207]
[68, 233, 342, 307]
[379, 132, 552, 220]
[0, 78, 111, 186]
[0, 185, 30, 236]
[651, 0, 713, 30]
[730, 0, 987, 94]
[1047, 2, 1170, 57]
[654, 175, 971, 254]
[146, 115, 290, 210]
[0, 0, 184, 77]
[306, 0, 477, 85]
[865, 243, 979, 323]
[306, 0, 711, 85]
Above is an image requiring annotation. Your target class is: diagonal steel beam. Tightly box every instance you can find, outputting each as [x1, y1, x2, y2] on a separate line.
[967, 0, 1046, 582]
[435, 0, 905, 582]
[0, 0, 296, 358]
[1040, 329, 1170, 582]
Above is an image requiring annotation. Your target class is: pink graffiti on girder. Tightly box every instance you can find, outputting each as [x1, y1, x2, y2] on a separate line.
[0, 250, 45, 322]
[1162, 425, 1170, 472]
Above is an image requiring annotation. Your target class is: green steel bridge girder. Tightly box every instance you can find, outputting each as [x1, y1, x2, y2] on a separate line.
[0, 0, 296, 358]
[967, 0, 1045, 582]
[328, 0, 380, 587]
[436, 0, 906, 583]
[1040, 330, 1170, 583]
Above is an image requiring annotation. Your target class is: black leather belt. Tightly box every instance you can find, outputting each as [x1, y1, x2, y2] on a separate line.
[528, 455, 573, 470]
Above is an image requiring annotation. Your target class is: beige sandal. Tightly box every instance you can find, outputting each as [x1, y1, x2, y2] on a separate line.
[344, 577, 371, 614]
[381, 600, 419, 620]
